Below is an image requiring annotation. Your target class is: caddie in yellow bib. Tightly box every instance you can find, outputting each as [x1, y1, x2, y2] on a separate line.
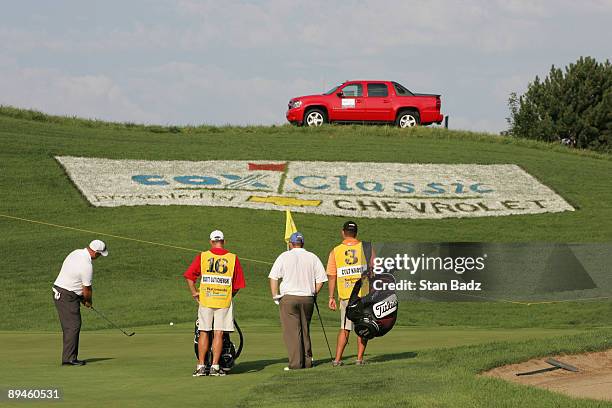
[199, 250, 236, 308]
[333, 242, 368, 300]
[326, 220, 371, 366]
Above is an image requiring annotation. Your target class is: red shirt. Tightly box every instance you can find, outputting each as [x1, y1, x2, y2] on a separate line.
[183, 248, 246, 291]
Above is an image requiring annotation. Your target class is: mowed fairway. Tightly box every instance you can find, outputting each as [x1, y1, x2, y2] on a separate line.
[0, 325, 601, 408]
[1, 108, 611, 407]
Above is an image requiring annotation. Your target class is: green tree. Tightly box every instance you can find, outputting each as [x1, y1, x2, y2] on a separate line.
[507, 57, 611, 152]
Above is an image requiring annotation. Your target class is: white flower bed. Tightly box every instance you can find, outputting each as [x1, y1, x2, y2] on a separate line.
[56, 156, 574, 220]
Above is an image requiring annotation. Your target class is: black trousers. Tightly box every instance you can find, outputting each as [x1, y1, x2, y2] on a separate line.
[52, 285, 82, 363]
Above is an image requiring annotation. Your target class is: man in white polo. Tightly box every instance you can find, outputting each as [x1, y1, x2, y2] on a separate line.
[269, 232, 327, 370]
[53, 239, 108, 366]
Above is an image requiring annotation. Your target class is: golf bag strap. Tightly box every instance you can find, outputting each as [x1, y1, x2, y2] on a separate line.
[348, 276, 363, 306]
[362, 241, 374, 279]
[234, 319, 244, 359]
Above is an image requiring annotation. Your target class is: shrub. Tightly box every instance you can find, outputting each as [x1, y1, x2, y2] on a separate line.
[507, 57, 611, 152]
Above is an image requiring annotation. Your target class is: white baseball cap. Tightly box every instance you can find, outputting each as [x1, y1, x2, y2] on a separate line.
[89, 239, 108, 256]
[209, 230, 224, 241]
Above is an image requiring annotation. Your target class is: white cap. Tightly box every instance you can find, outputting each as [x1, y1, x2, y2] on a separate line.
[89, 239, 108, 256]
[209, 230, 224, 241]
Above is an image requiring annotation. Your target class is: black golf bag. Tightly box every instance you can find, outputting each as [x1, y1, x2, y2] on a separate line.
[346, 273, 398, 340]
[193, 319, 244, 374]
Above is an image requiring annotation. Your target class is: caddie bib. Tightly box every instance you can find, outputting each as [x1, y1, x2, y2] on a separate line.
[334, 242, 367, 300]
[199, 250, 236, 308]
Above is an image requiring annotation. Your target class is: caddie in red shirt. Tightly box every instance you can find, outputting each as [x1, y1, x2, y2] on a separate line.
[184, 230, 245, 377]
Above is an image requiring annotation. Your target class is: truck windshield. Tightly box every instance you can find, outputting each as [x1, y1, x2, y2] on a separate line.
[393, 82, 414, 96]
[324, 86, 340, 95]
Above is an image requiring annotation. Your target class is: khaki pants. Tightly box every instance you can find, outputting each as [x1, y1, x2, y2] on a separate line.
[339, 299, 353, 330]
[279, 295, 314, 369]
[197, 303, 234, 332]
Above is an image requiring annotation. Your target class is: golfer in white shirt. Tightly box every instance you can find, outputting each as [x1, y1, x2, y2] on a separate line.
[53, 239, 108, 366]
[268, 232, 327, 370]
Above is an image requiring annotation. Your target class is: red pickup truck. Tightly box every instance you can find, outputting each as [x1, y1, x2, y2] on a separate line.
[286, 80, 443, 128]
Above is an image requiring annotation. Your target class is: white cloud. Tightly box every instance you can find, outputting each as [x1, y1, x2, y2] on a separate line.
[0, 1, 547, 54]
[493, 75, 532, 103]
[0, 27, 70, 52]
[0, 57, 325, 125]
[126, 61, 322, 125]
[0, 63, 155, 123]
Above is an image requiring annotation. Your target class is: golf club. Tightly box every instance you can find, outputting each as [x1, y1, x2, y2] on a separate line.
[313, 295, 333, 360]
[90, 306, 135, 337]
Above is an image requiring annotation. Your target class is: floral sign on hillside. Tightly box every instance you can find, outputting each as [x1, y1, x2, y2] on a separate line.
[56, 156, 575, 219]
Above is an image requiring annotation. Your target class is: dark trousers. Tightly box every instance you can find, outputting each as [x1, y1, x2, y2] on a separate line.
[279, 295, 314, 369]
[52, 285, 82, 363]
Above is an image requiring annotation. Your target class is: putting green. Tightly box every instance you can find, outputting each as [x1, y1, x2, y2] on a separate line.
[0, 324, 584, 407]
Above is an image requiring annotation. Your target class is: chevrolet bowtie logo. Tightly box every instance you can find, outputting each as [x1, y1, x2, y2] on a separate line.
[248, 195, 322, 207]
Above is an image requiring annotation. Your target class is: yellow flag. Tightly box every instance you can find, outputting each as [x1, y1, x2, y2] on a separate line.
[284, 210, 297, 246]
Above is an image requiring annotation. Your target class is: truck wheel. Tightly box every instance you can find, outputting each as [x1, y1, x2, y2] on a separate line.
[396, 111, 420, 128]
[304, 109, 327, 127]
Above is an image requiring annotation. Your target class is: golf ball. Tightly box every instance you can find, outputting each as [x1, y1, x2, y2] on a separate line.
[169, 322, 174, 326]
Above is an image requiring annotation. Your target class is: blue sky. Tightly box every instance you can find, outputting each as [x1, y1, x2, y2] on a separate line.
[1, 0, 610, 132]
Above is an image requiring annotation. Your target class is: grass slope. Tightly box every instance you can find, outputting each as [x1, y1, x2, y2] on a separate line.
[0, 324, 601, 408]
[1, 109, 611, 331]
[242, 328, 612, 408]
[1, 108, 611, 407]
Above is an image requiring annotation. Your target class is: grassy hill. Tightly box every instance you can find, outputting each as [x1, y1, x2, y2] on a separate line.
[1, 107, 611, 408]
[1, 106, 611, 331]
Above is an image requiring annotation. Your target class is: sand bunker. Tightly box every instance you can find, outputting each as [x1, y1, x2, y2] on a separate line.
[484, 350, 612, 401]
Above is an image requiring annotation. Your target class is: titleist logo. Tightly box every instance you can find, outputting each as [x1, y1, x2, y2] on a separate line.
[373, 295, 398, 318]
